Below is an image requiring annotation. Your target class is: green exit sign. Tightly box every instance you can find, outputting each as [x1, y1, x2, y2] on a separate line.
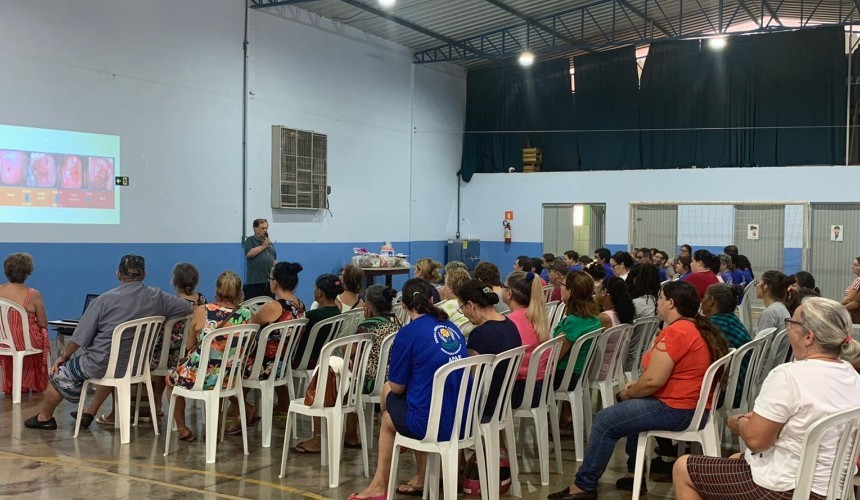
[115, 176, 129, 186]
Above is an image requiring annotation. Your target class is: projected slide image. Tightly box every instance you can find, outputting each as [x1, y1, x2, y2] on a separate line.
[0, 123, 120, 224]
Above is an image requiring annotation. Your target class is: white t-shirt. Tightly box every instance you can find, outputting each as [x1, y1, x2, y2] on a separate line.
[746, 359, 860, 495]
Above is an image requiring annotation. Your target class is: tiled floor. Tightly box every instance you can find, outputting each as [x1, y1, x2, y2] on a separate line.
[0, 387, 678, 500]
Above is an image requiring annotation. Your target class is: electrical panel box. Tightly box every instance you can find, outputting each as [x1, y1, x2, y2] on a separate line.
[446, 239, 481, 274]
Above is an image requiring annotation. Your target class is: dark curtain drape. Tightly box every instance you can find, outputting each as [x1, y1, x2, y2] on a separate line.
[459, 58, 577, 181]
[574, 46, 641, 170]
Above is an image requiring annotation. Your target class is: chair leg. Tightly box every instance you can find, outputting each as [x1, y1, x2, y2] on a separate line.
[163, 393, 176, 457]
[356, 406, 369, 478]
[474, 429, 490, 500]
[261, 386, 274, 448]
[425, 453, 441, 500]
[116, 384, 132, 444]
[535, 410, 550, 486]
[74, 380, 90, 438]
[12, 354, 23, 404]
[205, 398, 219, 464]
[145, 379, 160, 436]
[702, 422, 720, 457]
[441, 449, 459, 500]
[278, 411, 293, 478]
[325, 412, 343, 488]
[237, 390, 249, 455]
[631, 434, 649, 500]
[386, 441, 402, 498]
[134, 381, 142, 427]
[571, 393, 586, 462]
[505, 417, 522, 497]
[549, 398, 564, 473]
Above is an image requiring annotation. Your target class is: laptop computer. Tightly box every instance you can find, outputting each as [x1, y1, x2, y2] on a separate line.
[62, 293, 99, 323]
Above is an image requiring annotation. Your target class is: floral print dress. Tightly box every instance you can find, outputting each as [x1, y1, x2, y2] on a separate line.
[244, 298, 306, 380]
[150, 293, 207, 371]
[167, 303, 252, 390]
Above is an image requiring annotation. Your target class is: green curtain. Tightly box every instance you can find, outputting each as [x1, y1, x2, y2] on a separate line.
[459, 58, 577, 181]
[574, 46, 641, 170]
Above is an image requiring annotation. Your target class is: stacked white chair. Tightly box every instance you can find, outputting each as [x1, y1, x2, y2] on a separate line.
[744, 327, 778, 409]
[359, 331, 397, 450]
[335, 308, 365, 340]
[513, 336, 564, 485]
[163, 323, 259, 464]
[550, 301, 567, 331]
[475, 345, 526, 499]
[551, 328, 603, 462]
[588, 324, 634, 410]
[240, 296, 273, 315]
[631, 349, 735, 500]
[243, 319, 308, 448]
[387, 355, 495, 500]
[279, 333, 374, 487]
[714, 335, 768, 447]
[542, 285, 553, 303]
[792, 406, 860, 500]
[0, 298, 48, 404]
[737, 280, 757, 332]
[74, 316, 166, 444]
[625, 316, 661, 382]
[545, 301, 559, 324]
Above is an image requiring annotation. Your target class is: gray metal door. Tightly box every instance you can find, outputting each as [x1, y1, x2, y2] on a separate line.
[630, 204, 678, 254]
[589, 205, 606, 250]
[542, 205, 573, 256]
[809, 203, 860, 301]
[733, 205, 784, 275]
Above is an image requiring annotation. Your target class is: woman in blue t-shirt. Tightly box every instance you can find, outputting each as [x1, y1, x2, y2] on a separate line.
[350, 278, 467, 500]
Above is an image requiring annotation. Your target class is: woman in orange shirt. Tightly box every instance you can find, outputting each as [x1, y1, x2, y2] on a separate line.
[549, 280, 729, 500]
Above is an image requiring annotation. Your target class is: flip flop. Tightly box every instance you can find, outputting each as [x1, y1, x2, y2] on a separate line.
[178, 430, 196, 443]
[396, 483, 424, 497]
[293, 443, 321, 454]
[95, 414, 114, 425]
[348, 493, 387, 500]
[343, 442, 363, 449]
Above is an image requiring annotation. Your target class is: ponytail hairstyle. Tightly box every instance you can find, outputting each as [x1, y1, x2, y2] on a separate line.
[271, 261, 302, 291]
[627, 264, 661, 300]
[172, 262, 200, 296]
[365, 284, 397, 318]
[603, 276, 636, 324]
[791, 271, 819, 294]
[315, 274, 345, 300]
[759, 270, 788, 302]
[661, 280, 729, 363]
[455, 279, 500, 309]
[736, 254, 755, 279]
[693, 249, 720, 274]
[786, 286, 821, 317]
[800, 296, 860, 359]
[401, 278, 448, 322]
[505, 271, 550, 342]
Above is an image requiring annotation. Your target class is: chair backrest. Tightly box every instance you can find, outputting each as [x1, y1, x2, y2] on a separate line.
[335, 308, 365, 340]
[152, 314, 194, 375]
[293, 312, 355, 372]
[0, 298, 34, 353]
[479, 345, 526, 425]
[738, 280, 757, 332]
[767, 328, 791, 368]
[628, 316, 661, 376]
[545, 301, 559, 323]
[103, 316, 166, 380]
[542, 285, 553, 303]
[792, 406, 860, 500]
[192, 323, 259, 392]
[514, 336, 564, 411]
[587, 323, 634, 383]
[422, 355, 495, 444]
[245, 319, 308, 383]
[366, 331, 398, 398]
[307, 333, 375, 409]
[717, 335, 768, 413]
[554, 328, 603, 395]
[392, 303, 411, 327]
[681, 348, 735, 433]
[745, 326, 779, 408]
[550, 302, 567, 331]
[241, 296, 273, 315]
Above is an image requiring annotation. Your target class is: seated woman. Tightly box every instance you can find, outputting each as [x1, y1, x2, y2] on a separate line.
[609, 251, 634, 281]
[0, 253, 49, 396]
[227, 262, 305, 434]
[343, 284, 401, 448]
[674, 255, 692, 281]
[436, 266, 474, 336]
[674, 297, 860, 500]
[753, 271, 791, 338]
[166, 271, 252, 443]
[553, 271, 610, 428]
[350, 279, 467, 500]
[549, 280, 729, 500]
[626, 264, 660, 371]
[456, 279, 521, 418]
[474, 261, 507, 313]
[413, 258, 442, 303]
[592, 276, 635, 379]
[502, 271, 550, 408]
[337, 264, 365, 312]
[548, 259, 569, 302]
[683, 250, 721, 299]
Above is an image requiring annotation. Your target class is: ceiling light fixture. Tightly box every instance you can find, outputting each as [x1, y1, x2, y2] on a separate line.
[518, 51, 535, 67]
[378, 0, 396, 7]
[707, 36, 727, 50]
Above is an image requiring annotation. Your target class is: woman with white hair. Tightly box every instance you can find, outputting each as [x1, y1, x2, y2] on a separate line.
[673, 297, 860, 500]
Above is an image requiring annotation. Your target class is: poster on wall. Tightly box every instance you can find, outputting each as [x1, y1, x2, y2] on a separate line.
[831, 225, 843, 242]
[747, 224, 759, 240]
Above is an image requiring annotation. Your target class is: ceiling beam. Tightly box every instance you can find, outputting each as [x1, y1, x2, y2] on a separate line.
[737, 0, 763, 27]
[615, 0, 674, 37]
[250, 0, 318, 8]
[482, 0, 588, 48]
[335, 0, 493, 60]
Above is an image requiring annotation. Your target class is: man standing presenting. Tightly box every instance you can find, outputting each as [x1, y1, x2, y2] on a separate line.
[243, 218, 276, 298]
[24, 255, 194, 429]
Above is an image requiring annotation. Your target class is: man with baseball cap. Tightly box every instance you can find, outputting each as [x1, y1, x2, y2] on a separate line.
[25, 255, 194, 430]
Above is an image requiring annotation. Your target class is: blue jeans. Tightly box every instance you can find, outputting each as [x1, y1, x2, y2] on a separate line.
[573, 397, 696, 492]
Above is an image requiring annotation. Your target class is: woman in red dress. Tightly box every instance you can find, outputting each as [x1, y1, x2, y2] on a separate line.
[0, 253, 50, 396]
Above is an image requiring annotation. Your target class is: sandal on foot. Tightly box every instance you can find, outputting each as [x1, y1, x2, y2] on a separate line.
[95, 414, 114, 425]
[396, 483, 424, 497]
[293, 443, 321, 454]
[178, 430, 196, 442]
[348, 494, 387, 500]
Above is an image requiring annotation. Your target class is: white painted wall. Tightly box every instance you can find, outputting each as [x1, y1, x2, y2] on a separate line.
[0, 0, 466, 244]
[460, 165, 860, 245]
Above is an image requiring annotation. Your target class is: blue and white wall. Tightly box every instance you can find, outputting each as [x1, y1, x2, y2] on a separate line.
[0, 0, 465, 321]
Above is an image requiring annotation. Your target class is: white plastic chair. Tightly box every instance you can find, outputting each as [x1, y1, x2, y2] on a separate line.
[625, 316, 661, 381]
[0, 298, 47, 404]
[151, 314, 194, 378]
[551, 328, 603, 462]
[163, 323, 259, 464]
[631, 349, 735, 500]
[74, 316, 166, 444]
[545, 301, 559, 324]
[290, 312, 359, 393]
[714, 335, 768, 447]
[588, 324, 634, 409]
[542, 285, 553, 303]
[387, 355, 495, 500]
[745, 327, 779, 409]
[549, 302, 566, 332]
[792, 406, 860, 500]
[279, 333, 374, 488]
[334, 308, 364, 340]
[737, 280, 756, 332]
[359, 331, 397, 450]
[241, 296, 272, 315]
[513, 336, 564, 485]
[392, 303, 411, 327]
[476, 345, 526, 499]
[243, 319, 308, 448]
